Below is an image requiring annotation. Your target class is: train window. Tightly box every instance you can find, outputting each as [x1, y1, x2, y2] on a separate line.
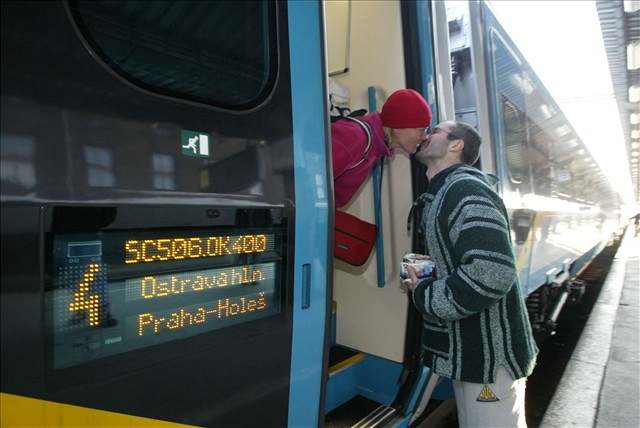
[67, 1, 278, 111]
[526, 124, 554, 197]
[151, 154, 176, 190]
[490, 32, 585, 200]
[0, 134, 37, 191]
[518, 70, 589, 201]
[553, 139, 591, 202]
[490, 33, 533, 192]
[501, 98, 531, 190]
[84, 146, 115, 187]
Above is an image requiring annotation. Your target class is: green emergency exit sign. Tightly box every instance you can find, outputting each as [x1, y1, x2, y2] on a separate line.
[181, 130, 211, 158]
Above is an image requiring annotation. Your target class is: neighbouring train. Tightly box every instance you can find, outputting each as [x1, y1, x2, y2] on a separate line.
[0, 1, 621, 427]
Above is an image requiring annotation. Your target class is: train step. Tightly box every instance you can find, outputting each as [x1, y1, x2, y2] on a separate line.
[325, 395, 394, 428]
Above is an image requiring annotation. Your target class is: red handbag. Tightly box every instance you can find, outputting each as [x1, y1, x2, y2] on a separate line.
[334, 210, 377, 266]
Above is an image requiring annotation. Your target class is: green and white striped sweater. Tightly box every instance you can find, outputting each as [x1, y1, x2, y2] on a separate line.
[411, 164, 538, 383]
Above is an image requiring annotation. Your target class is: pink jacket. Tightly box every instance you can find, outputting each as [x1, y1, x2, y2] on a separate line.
[331, 112, 392, 208]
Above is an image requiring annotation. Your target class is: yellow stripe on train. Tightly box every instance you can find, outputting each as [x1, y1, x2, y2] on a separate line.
[0, 393, 191, 428]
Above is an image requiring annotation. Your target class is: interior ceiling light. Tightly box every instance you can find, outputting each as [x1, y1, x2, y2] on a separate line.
[629, 41, 640, 70]
[539, 104, 552, 119]
[624, 0, 640, 13]
[632, 113, 640, 125]
[555, 125, 571, 137]
[630, 86, 640, 103]
[632, 130, 640, 139]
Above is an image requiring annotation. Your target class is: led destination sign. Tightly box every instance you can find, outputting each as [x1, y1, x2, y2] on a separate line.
[124, 233, 274, 264]
[136, 290, 268, 337]
[49, 228, 283, 369]
[125, 263, 275, 301]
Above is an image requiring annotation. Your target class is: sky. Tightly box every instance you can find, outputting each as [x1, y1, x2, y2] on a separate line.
[485, 0, 636, 208]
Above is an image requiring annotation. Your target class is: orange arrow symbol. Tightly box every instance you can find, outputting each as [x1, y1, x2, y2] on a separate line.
[68, 263, 101, 327]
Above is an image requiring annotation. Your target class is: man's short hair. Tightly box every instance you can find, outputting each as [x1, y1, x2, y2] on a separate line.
[447, 121, 482, 165]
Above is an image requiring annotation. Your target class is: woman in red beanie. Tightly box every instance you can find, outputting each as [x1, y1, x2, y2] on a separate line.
[331, 88, 432, 208]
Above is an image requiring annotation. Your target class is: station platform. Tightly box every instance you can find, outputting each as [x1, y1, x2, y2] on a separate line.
[541, 227, 639, 428]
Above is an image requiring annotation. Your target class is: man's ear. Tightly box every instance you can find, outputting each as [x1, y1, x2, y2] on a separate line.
[450, 138, 464, 154]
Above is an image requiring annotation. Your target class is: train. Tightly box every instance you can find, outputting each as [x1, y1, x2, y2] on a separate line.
[0, 1, 622, 427]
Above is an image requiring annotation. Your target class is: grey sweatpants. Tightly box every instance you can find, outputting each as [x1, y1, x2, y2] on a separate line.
[453, 367, 527, 428]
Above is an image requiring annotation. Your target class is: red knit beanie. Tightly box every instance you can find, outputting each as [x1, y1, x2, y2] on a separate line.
[380, 89, 432, 129]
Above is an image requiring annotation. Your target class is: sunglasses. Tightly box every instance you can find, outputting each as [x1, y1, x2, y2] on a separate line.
[423, 126, 463, 140]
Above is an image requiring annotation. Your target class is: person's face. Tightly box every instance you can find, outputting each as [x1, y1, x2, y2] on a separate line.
[390, 127, 428, 155]
[415, 122, 459, 164]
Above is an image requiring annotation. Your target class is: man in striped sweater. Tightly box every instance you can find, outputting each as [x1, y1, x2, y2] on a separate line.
[405, 121, 538, 427]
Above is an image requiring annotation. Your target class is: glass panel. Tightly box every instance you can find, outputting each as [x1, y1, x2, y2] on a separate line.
[490, 32, 608, 204]
[526, 122, 553, 196]
[68, 0, 277, 110]
[490, 33, 532, 192]
[501, 97, 531, 190]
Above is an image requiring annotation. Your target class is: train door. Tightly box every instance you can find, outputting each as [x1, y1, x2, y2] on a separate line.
[322, 1, 454, 425]
[1, 1, 329, 427]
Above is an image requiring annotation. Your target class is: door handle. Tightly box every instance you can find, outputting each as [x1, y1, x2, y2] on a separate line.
[302, 263, 311, 309]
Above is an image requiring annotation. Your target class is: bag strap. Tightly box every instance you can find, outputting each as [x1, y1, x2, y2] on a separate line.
[343, 117, 373, 172]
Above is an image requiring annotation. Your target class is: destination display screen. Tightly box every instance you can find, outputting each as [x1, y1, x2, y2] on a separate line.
[49, 228, 284, 369]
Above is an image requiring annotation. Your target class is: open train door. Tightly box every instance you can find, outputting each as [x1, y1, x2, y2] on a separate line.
[286, 1, 333, 427]
[317, 0, 458, 426]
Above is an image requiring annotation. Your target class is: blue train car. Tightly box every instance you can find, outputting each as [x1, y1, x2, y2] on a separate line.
[445, 2, 621, 336]
[0, 1, 621, 427]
